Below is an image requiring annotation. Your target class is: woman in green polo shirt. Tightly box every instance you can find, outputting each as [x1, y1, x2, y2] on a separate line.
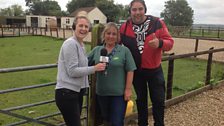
[88, 22, 136, 126]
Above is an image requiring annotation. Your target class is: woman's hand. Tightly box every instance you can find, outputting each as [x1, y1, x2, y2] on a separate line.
[124, 88, 132, 101]
[94, 63, 106, 71]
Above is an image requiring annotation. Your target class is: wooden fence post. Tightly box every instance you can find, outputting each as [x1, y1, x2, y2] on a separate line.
[18, 27, 21, 37]
[50, 28, 52, 37]
[89, 23, 105, 126]
[205, 47, 214, 85]
[189, 28, 192, 37]
[194, 38, 199, 57]
[32, 27, 34, 35]
[40, 27, 42, 35]
[44, 27, 47, 36]
[1, 26, 4, 37]
[166, 53, 175, 100]
[35, 28, 38, 35]
[63, 28, 65, 40]
[28, 27, 30, 34]
[202, 29, 204, 37]
[13, 26, 15, 36]
[217, 28, 220, 38]
[56, 28, 59, 38]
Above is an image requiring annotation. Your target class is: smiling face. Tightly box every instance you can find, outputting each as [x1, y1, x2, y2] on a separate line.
[104, 26, 118, 46]
[130, 1, 147, 24]
[74, 17, 90, 42]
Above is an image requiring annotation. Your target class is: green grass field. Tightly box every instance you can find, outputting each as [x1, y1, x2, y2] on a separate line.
[168, 26, 224, 39]
[0, 36, 224, 125]
[0, 36, 63, 125]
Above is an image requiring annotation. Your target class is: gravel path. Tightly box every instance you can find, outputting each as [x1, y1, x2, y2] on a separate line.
[146, 83, 224, 126]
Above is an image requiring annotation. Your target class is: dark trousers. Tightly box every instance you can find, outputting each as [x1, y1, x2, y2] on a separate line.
[133, 66, 165, 126]
[97, 95, 127, 126]
[55, 88, 86, 126]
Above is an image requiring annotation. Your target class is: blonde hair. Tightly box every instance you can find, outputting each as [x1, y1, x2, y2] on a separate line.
[101, 22, 120, 43]
[77, 11, 88, 17]
[72, 11, 91, 30]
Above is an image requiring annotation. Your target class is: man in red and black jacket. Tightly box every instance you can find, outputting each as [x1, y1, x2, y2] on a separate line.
[120, 0, 174, 126]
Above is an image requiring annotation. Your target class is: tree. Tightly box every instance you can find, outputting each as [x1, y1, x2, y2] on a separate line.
[0, 4, 24, 16]
[116, 4, 129, 21]
[66, 0, 122, 22]
[28, 0, 62, 16]
[25, 0, 40, 6]
[42, 0, 62, 16]
[0, 8, 13, 16]
[96, 0, 120, 22]
[11, 5, 24, 16]
[66, 0, 95, 14]
[25, 0, 32, 6]
[161, 0, 194, 26]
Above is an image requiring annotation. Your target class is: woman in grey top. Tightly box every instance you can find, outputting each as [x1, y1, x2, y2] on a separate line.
[55, 14, 106, 126]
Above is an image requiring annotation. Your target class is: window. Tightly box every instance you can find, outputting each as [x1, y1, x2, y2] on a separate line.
[94, 20, 99, 24]
[66, 18, 70, 24]
[45, 17, 50, 23]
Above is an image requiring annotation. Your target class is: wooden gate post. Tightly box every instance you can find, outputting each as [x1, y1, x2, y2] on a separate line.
[166, 53, 175, 100]
[89, 23, 105, 126]
[194, 38, 199, 57]
[205, 47, 214, 85]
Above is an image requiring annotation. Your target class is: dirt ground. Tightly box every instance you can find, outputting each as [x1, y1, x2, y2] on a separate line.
[168, 38, 224, 62]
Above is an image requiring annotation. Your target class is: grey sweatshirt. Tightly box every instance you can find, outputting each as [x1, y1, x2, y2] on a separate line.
[56, 36, 95, 92]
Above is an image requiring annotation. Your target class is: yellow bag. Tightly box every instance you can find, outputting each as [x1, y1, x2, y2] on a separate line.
[125, 100, 134, 116]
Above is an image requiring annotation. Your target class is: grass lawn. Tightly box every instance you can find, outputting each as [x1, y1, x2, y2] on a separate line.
[0, 36, 224, 125]
[163, 58, 224, 96]
[0, 36, 63, 68]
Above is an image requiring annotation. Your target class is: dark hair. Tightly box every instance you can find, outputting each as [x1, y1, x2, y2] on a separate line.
[129, 0, 147, 13]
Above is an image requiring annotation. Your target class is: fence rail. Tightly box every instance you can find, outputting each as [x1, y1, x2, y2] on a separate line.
[0, 26, 91, 42]
[1, 26, 224, 41]
[0, 63, 89, 126]
[168, 26, 224, 40]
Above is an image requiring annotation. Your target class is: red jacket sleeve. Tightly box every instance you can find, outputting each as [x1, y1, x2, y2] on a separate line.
[156, 19, 174, 51]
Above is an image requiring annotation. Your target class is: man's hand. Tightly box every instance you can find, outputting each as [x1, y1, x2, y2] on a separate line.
[148, 33, 159, 48]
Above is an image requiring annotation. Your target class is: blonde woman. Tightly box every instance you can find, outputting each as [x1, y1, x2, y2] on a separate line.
[55, 14, 106, 126]
[88, 22, 136, 126]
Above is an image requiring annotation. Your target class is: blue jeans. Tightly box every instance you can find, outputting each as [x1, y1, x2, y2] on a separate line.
[97, 95, 127, 126]
[133, 66, 165, 126]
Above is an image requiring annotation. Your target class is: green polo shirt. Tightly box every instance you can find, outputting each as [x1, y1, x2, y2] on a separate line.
[88, 44, 136, 96]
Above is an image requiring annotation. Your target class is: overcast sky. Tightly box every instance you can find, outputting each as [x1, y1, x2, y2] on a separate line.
[0, 0, 223, 25]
